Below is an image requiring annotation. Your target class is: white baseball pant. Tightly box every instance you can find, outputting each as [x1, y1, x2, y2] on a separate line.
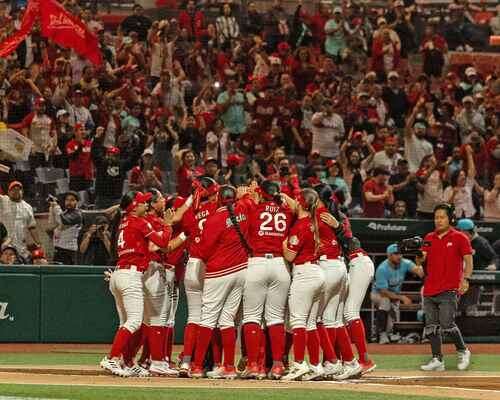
[200, 269, 247, 329]
[344, 255, 375, 322]
[109, 267, 144, 333]
[318, 258, 348, 328]
[242, 256, 291, 326]
[167, 281, 179, 328]
[288, 263, 325, 331]
[143, 261, 172, 327]
[184, 257, 205, 324]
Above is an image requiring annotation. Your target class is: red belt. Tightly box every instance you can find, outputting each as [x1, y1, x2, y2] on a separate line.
[253, 253, 283, 259]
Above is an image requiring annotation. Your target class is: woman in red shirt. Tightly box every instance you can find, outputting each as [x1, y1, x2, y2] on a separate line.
[176, 150, 197, 197]
[281, 188, 325, 381]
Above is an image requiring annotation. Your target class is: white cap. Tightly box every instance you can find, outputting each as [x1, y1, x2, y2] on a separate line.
[56, 109, 68, 118]
[465, 67, 477, 77]
[269, 56, 281, 65]
[333, 6, 342, 13]
[377, 17, 387, 26]
[142, 148, 154, 156]
[462, 96, 474, 104]
[388, 71, 399, 79]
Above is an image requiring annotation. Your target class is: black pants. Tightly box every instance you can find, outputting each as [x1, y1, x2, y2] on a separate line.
[423, 291, 467, 358]
[53, 247, 77, 266]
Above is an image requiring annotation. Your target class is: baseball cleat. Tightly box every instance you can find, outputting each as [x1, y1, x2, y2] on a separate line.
[457, 349, 471, 371]
[240, 362, 260, 379]
[323, 360, 343, 379]
[301, 363, 324, 381]
[206, 365, 224, 379]
[269, 363, 285, 380]
[125, 364, 151, 378]
[221, 366, 238, 380]
[334, 360, 362, 380]
[257, 366, 267, 380]
[359, 359, 377, 375]
[281, 361, 310, 381]
[100, 357, 131, 377]
[178, 361, 191, 378]
[420, 357, 445, 371]
[149, 361, 178, 377]
[379, 332, 390, 345]
[190, 365, 205, 379]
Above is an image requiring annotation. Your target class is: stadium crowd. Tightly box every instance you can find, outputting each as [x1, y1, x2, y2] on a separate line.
[0, 0, 500, 265]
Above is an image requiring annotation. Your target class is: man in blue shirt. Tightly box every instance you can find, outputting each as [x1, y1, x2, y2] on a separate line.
[371, 243, 423, 344]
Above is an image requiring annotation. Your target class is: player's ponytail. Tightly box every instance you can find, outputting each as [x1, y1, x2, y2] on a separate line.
[299, 188, 321, 254]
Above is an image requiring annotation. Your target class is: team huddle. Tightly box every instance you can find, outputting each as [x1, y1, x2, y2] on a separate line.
[100, 178, 376, 381]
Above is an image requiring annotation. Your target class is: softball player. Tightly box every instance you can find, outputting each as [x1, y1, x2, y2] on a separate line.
[190, 185, 254, 379]
[242, 180, 294, 380]
[177, 177, 219, 376]
[281, 188, 326, 381]
[100, 191, 171, 377]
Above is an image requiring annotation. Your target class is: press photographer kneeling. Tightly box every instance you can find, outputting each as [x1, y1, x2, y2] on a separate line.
[415, 203, 473, 372]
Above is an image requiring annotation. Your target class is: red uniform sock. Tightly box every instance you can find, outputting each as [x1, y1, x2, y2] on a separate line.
[192, 326, 213, 368]
[336, 326, 355, 362]
[326, 327, 338, 358]
[148, 326, 167, 361]
[257, 328, 266, 369]
[292, 328, 306, 364]
[284, 331, 293, 365]
[348, 319, 369, 363]
[221, 327, 237, 368]
[211, 328, 223, 366]
[182, 323, 198, 360]
[268, 324, 285, 362]
[164, 326, 173, 361]
[124, 326, 145, 365]
[317, 324, 336, 362]
[243, 323, 262, 365]
[306, 329, 321, 365]
[109, 327, 132, 359]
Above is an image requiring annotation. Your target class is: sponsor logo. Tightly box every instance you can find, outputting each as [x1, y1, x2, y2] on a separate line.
[367, 222, 407, 232]
[0, 302, 14, 322]
[226, 214, 247, 227]
[446, 242, 453, 247]
[476, 226, 493, 234]
[289, 235, 299, 246]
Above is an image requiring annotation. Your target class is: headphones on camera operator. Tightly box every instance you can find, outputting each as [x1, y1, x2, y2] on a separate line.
[433, 202, 457, 226]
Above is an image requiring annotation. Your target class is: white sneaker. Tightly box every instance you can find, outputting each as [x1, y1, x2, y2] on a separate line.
[100, 357, 130, 377]
[420, 357, 445, 371]
[178, 361, 191, 378]
[379, 332, 390, 344]
[301, 363, 324, 381]
[323, 360, 343, 378]
[125, 363, 151, 377]
[149, 360, 178, 376]
[334, 360, 362, 380]
[282, 361, 310, 381]
[389, 333, 401, 342]
[457, 350, 471, 371]
[206, 365, 225, 379]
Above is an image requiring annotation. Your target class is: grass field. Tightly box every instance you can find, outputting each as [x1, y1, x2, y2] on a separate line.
[1, 352, 500, 372]
[0, 384, 471, 400]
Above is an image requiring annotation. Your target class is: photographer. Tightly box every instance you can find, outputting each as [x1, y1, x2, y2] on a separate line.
[48, 191, 83, 265]
[77, 216, 112, 266]
[418, 203, 473, 372]
[371, 244, 424, 344]
[456, 219, 498, 271]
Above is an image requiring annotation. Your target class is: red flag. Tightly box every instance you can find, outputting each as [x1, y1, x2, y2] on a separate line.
[0, 0, 40, 57]
[40, 0, 102, 65]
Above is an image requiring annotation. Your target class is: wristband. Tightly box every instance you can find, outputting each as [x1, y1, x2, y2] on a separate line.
[185, 195, 193, 208]
[179, 232, 187, 242]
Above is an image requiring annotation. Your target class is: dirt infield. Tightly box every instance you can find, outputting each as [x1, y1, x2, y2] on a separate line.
[1, 344, 499, 400]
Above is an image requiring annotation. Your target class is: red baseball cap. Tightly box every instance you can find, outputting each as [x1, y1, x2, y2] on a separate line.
[106, 146, 121, 155]
[31, 248, 46, 260]
[125, 191, 152, 213]
[8, 181, 23, 191]
[352, 131, 363, 140]
[385, 136, 398, 145]
[34, 97, 46, 107]
[277, 42, 290, 53]
[74, 123, 84, 131]
[326, 159, 338, 168]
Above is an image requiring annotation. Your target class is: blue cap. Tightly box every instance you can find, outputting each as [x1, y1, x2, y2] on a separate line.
[386, 244, 400, 254]
[457, 218, 475, 231]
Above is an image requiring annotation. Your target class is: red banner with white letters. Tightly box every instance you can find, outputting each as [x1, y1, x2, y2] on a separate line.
[0, 0, 39, 58]
[40, 0, 102, 65]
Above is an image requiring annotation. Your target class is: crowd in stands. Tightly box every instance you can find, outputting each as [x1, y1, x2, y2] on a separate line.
[1, 0, 500, 265]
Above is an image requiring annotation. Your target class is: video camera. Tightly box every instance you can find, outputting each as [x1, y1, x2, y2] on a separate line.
[397, 236, 429, 257]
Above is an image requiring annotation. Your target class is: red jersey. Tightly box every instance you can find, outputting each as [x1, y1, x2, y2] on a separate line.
[316, 206, 341, 259]
[422, 228, 472, 297]
[198, 200, 252, 278]
[66, 139, 93, 180]
[144, 214, 172, 263]
[363, 178, 388, 218]
[286, 216, 319, 265]
[116, 215, 170, 271]
[248, 200, 294, 256]
[181, 201, 218, 259]
[176, 166, 194, 197]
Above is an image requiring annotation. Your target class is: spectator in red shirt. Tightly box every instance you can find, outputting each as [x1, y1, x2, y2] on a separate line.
[128, 149, 163, 192]
[371, 29, 400, 81]
[418, 204, 473, 372]
[65, 123, 93, 192]
[178, 0, 206, 41]
[362, 167, 394, 218]
[420, 24, 448, 79]
[176, 149, 196, 197]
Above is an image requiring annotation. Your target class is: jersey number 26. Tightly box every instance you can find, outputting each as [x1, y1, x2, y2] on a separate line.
[259, 212, 287, 232]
